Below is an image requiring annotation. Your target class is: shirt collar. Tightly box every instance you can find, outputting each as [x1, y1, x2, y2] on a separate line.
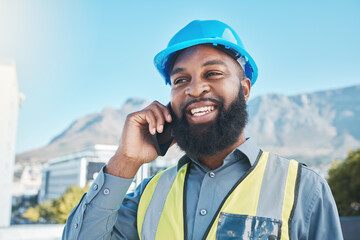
[177, 137, 261, 171]
[234, 137, 261, 166]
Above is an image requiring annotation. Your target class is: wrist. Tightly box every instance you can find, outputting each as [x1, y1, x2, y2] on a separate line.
[105, 153, 142, 178]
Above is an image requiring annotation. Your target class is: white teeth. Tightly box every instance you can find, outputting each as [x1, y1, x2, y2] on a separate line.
[193, 112, 207, 116]
[190, 106, 215, 116]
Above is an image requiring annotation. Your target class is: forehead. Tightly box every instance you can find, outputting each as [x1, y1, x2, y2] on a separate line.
[173, 45, 236, 67]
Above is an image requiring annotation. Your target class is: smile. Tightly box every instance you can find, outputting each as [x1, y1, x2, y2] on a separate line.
[190, 106, 215, 116]
[184, 101, 219, 124]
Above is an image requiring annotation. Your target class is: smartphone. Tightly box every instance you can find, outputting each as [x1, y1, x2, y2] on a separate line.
[151, 103, 174, 156]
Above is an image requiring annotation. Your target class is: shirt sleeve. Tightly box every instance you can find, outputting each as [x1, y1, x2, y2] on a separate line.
[291, 166, 344, 240]
[62, 166, 150, 240]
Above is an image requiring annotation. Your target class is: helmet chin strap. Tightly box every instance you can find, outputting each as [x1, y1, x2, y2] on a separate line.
[237, 56, 246, 74]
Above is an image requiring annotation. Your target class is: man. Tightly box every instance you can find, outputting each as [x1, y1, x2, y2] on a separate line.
[63, 20, 343, 239]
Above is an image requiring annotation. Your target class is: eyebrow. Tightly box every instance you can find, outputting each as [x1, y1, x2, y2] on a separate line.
[170, 67, 185, 76]
[202, 60, 226, 67]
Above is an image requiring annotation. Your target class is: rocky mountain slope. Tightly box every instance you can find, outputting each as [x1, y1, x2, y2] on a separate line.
[16, 85, 360, 166]
[246, 84, 360, 165]
[16, 98, 150, 163]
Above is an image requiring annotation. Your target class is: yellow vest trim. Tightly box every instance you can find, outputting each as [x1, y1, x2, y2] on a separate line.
[155, 164, 188, 239]
[137, 167, 167, 240]
[280, 159, 299, 240]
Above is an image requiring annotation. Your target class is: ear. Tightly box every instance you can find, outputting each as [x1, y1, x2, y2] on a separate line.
[241, 78, 251, 102]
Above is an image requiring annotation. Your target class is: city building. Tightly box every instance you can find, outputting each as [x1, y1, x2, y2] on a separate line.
[38, 145, 117, 202]
[0, 60, 24, 227]
[38, 144, 180, 203]
[38, 144, 156, 203]
[12, 164, 43, 197]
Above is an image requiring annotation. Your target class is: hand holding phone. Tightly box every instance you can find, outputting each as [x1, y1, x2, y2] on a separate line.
[106, 101, 174, 178]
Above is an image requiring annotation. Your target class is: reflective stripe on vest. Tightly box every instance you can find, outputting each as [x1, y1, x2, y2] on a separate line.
[137, 152, 301, 240]
[138, 164, 189, 240]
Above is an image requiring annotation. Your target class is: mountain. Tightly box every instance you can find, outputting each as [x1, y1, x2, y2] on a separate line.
[16, 98, 150, 163]
[246, 84, 360, 165]
[16, 85, 360, 166]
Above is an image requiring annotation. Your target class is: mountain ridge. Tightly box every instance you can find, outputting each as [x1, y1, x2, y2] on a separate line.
[246, 84, 360, 165]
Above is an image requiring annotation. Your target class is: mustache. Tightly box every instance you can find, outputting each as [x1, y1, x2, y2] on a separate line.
[181, 98, 224, 114]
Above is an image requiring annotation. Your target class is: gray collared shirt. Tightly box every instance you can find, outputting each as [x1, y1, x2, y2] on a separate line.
[62, 138, 343, 239]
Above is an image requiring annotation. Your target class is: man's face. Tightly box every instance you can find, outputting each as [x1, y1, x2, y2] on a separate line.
[170, 45, 245, 122]
[169, 45, 251, 158]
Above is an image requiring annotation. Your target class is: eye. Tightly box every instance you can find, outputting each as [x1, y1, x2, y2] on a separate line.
[173, 77, 188, 85]
[205, 71, 223, 78]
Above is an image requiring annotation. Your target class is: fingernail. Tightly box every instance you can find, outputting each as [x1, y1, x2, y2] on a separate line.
[152, 128, 156, 135]
[158, 125, 163, 133]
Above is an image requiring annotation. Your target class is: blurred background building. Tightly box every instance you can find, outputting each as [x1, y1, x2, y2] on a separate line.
[0, 60, 25, 227]
[38, 145, 119, 202]
[38, 144, 176, 203]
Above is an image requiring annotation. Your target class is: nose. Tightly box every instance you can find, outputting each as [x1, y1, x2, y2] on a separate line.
[185, 78, 210, 97]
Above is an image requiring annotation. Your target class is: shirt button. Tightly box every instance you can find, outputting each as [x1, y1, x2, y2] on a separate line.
[103, 188, 110, 195]
[93, 184, 98, 190]
[209, 172, 215, 178]
[227, 230, 235, 237]
[200, 209, 207, 216]
[74, 223, 78, 229]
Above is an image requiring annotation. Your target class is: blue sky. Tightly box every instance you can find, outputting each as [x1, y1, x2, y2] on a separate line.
[0, 0, 359, 154]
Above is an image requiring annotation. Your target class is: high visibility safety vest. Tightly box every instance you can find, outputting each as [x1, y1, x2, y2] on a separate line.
[137, 151, 302, 240]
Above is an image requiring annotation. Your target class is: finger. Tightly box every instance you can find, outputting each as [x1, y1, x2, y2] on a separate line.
[152, 101, 172, 123]
[144, 110, 157, 135]
[151, 104, 168, 133]
[147, 101, 171, 132]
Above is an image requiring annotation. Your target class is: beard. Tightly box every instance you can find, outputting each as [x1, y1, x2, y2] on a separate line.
[172, 86, 248, 159]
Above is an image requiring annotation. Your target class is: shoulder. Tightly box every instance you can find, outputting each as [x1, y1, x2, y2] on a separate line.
[268, 152, 328, 189]
[266, 153, 331, 207]
[298, 164, 334, 209]
[291, 163, 342, 239]
[288, 160, 333, 215]
[300, 164, 329, 189]
[266, 153, 342, 238]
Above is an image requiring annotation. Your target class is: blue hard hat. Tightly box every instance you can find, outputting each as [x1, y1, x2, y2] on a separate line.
[154, 20, 258, 86]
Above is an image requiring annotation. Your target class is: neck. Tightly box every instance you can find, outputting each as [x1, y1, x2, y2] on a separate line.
[198, 132, 246, 170]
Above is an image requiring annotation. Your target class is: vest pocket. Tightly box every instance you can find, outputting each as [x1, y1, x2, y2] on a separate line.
[216, 212, 281, 240]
